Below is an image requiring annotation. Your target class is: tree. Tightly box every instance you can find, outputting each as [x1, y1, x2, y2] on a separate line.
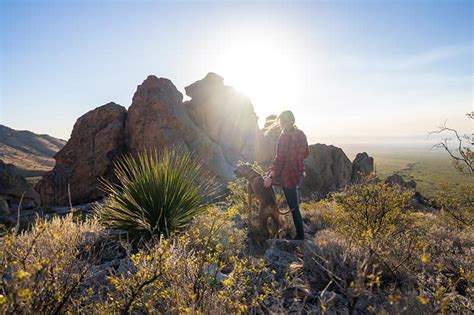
[429, 112, 473, 174]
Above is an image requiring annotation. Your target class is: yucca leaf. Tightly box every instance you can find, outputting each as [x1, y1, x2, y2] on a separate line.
[94, 149, 220, 240]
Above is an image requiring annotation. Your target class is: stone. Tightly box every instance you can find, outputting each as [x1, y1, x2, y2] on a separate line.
[34, 73, 376, 207]
[126, 75, 189, 156]
[263, 239, 305, 279]
[351, 152, 374, 182]
[385, 174, 417, 190]
[0, 198, 10, 217]
[0, 159, 40, 209]
[126, 74, 241, 183]
[36, 102, 127, 206]
[301, 144, 353, 197]
[184, 73, 264, 167]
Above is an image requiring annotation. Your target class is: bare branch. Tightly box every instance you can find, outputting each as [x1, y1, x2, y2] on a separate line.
[429, 115, 473, 174]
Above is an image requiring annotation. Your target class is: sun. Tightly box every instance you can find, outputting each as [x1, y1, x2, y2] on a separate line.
[214, 37, 302, 125]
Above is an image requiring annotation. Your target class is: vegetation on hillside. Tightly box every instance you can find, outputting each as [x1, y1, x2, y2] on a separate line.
[0, 150, 472, 313]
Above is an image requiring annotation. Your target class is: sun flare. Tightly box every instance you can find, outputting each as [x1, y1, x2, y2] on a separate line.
[215, 38, 302, 124]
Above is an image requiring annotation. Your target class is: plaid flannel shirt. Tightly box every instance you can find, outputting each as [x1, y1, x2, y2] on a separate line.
[271, 128, 309, 188]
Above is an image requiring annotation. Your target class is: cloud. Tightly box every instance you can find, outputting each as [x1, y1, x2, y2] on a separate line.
[333, 43, 472, 72]
[386, 44, 472, 70]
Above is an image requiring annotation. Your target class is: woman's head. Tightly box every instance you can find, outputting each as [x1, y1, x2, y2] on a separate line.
[278, 110, 295, 131]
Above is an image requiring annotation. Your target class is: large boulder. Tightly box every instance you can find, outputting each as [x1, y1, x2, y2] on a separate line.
[126, 74, 238, 182]
[351, 152, 374, 182]
[36, 103, 127, 206]
[385, 174, 417, 190]
[184, 73, 265, 166]
[302, 144, 352, 197]
[0, 159, 40, 209]
[0, 198, 9, 216]
[37, 74, 271, 206]
[126, 75, 190, 155]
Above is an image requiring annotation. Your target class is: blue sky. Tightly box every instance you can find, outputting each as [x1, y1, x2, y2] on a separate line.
[1, 0, 472, 147]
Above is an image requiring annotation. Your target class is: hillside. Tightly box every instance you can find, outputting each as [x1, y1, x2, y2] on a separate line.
[0, 124, 65, 177]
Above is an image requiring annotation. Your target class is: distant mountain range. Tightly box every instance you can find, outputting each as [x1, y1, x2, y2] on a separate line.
[0, 124, 65, 177]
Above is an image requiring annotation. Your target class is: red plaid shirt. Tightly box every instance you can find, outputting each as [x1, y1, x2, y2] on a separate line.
[271, 127, 309, 188]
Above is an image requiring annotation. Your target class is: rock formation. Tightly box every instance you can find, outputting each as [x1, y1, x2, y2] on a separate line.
[301, 144, 353, 197]
[385, 173, 417, 190]
[126, 73, 261, 182]
[36, 73, 375, 206]
[184, 73, 266, 167]
[0, 159, 40, 209]
[36, 74, 266, 206]
[351, 152, 374, 182]
[36, 103, 127, 206]
[126, 76, 190, 155]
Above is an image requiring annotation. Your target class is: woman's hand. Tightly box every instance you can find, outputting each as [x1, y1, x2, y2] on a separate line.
[263, 171, 274, 188]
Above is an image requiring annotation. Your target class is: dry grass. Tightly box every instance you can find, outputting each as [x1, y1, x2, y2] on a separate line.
[0, 177, 472, 313]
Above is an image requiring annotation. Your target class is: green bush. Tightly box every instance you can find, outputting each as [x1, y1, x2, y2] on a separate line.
[330, 181, 415, 248]
[0, 209, 280, 314]
[94, 149, 219, 240]
[432, 183, 474, 229]
[0, 215, 103, 314]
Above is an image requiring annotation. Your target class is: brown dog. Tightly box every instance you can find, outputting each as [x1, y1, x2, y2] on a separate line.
[234, 163, 281, 238]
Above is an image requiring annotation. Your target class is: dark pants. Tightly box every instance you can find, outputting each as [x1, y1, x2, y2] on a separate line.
[283, 186, 305, 240]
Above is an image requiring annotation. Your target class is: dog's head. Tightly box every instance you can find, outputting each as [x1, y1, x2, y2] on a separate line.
[233, 162, 256, 179]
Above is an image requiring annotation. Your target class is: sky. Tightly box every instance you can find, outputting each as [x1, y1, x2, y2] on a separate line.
[1, 0, 472, 148]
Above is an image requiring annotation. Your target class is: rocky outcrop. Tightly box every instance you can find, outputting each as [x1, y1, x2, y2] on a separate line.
[385, 174, 416, 190]
[126, 76, 190, 155]
[0, 159, 40, 209]
[184, 73, 265, 167]
[127, 74, 259, 183]
[36, 73, 375, 206]
[351, 152, 374, 182]
[36, 103, 127, 206]
[0, 198, 9, 217]
[384, 174, 429, 209]
[37, 74, 267, 205]
[301, 144, 353, 197]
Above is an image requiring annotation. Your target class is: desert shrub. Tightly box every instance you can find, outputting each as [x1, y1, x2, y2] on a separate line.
[330, 182, 424, 276]
[330, 181, 415, 247]
[0, 214, 103, 314]
[87, 206, 279, 314]
[300, 200, 334, 234]
[303, 230, 419, 314]
[226, 177, 248, 210]
[317, 180, 473, 313]
[431, 182, 474, 229]
[94, 149, 219, 240]
[328, 181, 422, 278]
[409, 211, 474, 313]
[1, 207, 281, 314]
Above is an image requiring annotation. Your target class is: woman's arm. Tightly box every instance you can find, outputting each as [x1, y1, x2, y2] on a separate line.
[271, 133, 289, 179]
[304, 134, 309, 159]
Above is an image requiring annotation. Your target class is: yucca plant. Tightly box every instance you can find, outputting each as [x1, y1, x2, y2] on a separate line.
[94, 149, 219, 240]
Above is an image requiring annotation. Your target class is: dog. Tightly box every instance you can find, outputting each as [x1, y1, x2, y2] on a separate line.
[233, 163, 281, 238]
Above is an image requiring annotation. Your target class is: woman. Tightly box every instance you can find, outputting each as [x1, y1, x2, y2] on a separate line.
[264, 110, 309, 240]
